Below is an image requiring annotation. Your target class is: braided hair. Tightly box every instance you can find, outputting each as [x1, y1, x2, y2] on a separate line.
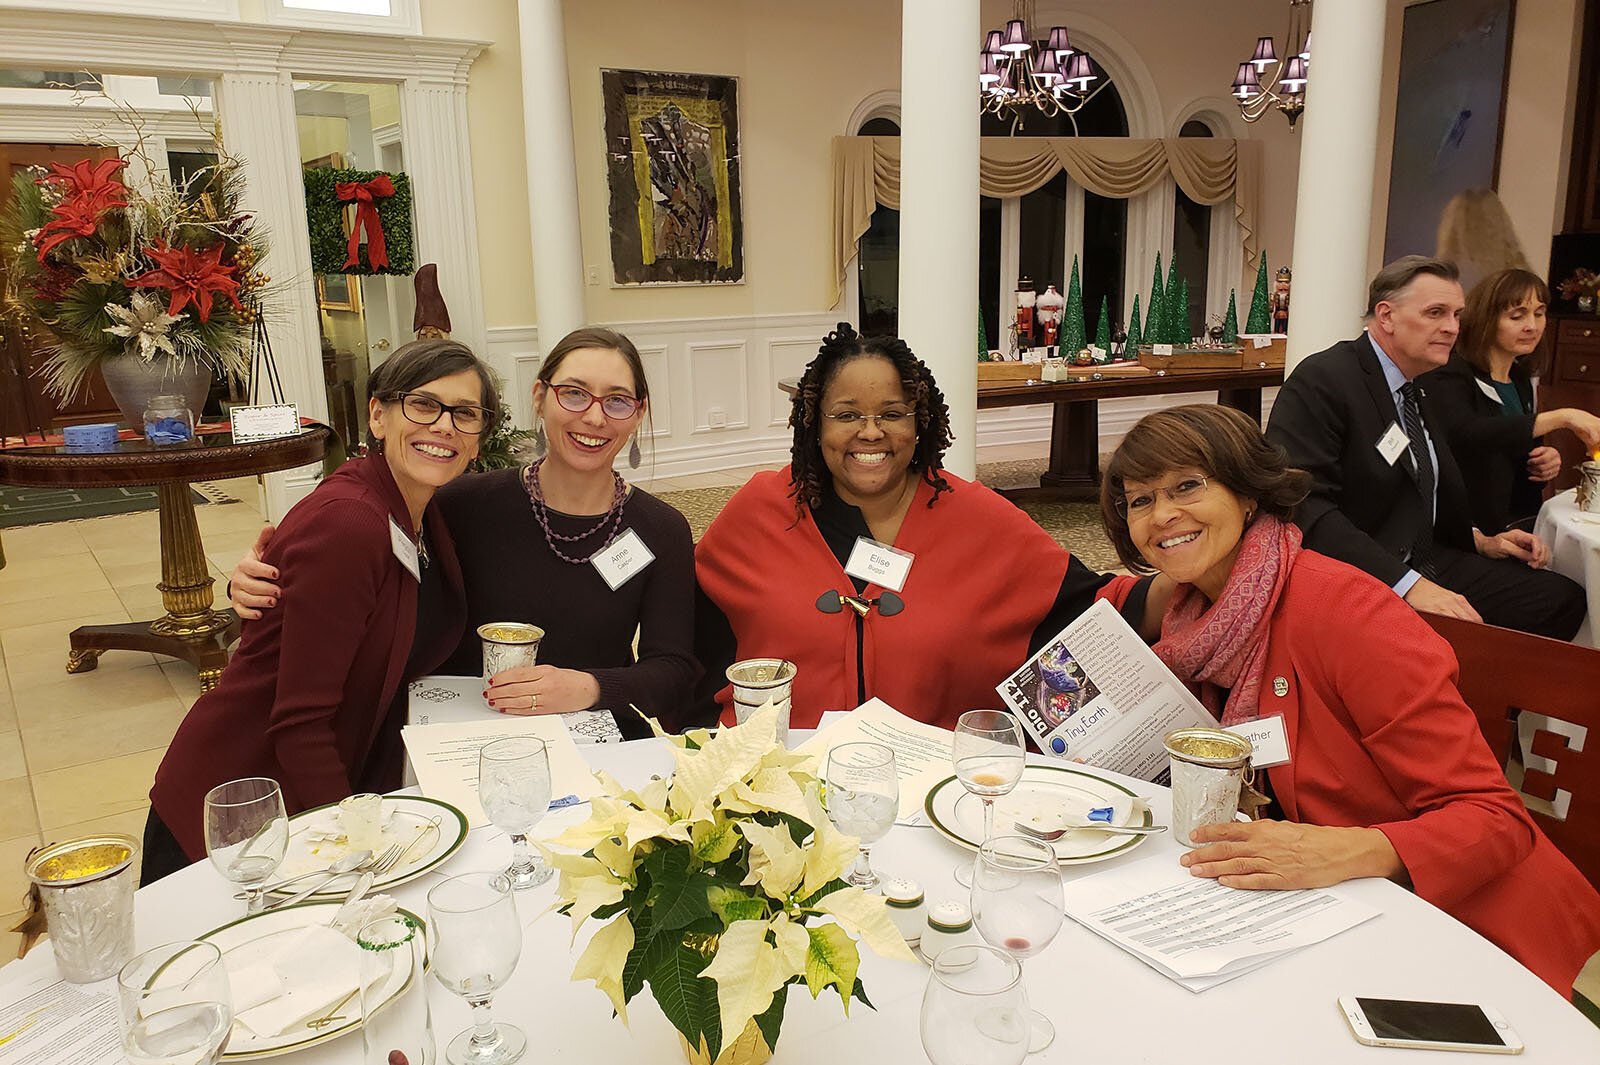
[788, 323, 954, 515]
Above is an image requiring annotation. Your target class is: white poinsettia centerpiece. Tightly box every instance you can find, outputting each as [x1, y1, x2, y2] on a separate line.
[544, 705, 917, 1065]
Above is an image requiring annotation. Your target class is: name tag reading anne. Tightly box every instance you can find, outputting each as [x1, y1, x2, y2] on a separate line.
[844, 536, 914, 593]
[389, 517, 421, 582]
[591, 528, 655, 590]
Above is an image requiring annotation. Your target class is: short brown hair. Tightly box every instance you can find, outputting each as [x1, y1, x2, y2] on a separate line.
[1456, 268, 1551, 378]
[367, 338, 499, 450]
[1365, 255, 1461, 318]
[1100, 405, 1311, 574]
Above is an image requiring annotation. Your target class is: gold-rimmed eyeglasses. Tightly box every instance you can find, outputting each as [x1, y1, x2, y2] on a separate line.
[1115, 475, 1209, 517]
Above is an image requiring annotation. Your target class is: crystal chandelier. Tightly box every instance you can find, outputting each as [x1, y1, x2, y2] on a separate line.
[1231, 0, 1313, 128]
[978, 1, 1107, 134]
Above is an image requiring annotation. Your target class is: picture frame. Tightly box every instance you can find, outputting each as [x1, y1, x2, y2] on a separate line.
[316, 273, 362, 314]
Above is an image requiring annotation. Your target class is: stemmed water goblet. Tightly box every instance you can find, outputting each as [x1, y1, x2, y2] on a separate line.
[478, 737, 553, 890]
[118, 940, 233, 1065]
[204, 777, 288, 912]
[824, 741, 899, 891]
[919, 943, 1030, 1065]
[970, 834, 1064, 1054]
[428, 872, 526, 1065]
[952, 710, 1026, 888]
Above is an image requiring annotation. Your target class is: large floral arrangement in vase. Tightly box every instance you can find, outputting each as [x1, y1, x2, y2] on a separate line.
[546, 706, 917, 1065]
[0, 145, 267, 426]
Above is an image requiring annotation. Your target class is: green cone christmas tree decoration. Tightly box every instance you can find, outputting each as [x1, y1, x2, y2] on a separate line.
[978, 304, 990, 360]
[1127, 293, 1143, 350]
[1246, 254, 1272, 334]
[1146, 253, 1166, 349]
[1165, 257, 1184, 345]
[1094, 296, 1112, 358]
[1062, 255, 1087, 354]
[1223, 289, 1239, 345]
[1175, 277, 1191, 344]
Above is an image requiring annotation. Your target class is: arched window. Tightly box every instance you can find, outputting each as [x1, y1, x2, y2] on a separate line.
[1171, 118, 1214, 340]
[856, 116, 901, 337]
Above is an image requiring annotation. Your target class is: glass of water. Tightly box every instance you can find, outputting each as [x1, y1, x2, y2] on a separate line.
[970, 834, 1064, 1054]
[920, 943, 1029, 1065]
[478, 737, 553, 890]
[952, 710, 1026, 888]
[118, 940, 233, 1065]
[428, 872, 525, 1065]
[203, 777, 287, 912]
[824, 741, 899, 891]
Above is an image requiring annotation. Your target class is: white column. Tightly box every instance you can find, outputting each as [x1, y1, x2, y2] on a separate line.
[898, 0, 980, 479]
[516, 0, 586, 351]
[1285, 0, 1387, 370]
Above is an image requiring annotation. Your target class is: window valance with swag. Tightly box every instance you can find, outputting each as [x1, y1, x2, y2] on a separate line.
[832, 135, 1263, 304]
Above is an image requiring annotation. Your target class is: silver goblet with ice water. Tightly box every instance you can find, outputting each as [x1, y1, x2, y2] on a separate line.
[824, 741, 899, 891]
[478, 737, 553, 890]
[118, 940, 233, 1065]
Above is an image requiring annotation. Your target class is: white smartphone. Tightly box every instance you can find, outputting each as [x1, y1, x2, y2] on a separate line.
[1338, 997, 1523, 1055]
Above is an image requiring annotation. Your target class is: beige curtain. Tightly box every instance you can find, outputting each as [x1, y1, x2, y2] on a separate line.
[832, 135, 1262, 305]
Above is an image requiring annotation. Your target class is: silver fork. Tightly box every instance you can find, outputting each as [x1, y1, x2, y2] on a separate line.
[366, 843, 405, 876]
[267, 845, 403, 909]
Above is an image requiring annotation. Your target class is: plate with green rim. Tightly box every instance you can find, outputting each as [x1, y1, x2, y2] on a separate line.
[923, 763, 1153, 865]
[198, 900, 427, 1059]
[269, 795, 467, 899]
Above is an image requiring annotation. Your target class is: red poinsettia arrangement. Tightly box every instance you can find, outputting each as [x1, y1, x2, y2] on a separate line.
[0, 141, 267, 398]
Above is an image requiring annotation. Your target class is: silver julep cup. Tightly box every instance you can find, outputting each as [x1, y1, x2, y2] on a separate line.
[1578, 460, 1600, 514]
[478, 622, 544, 684]
[726, 658, 796, 745]
[26, 834, 140, 982]
[1163, 728, 1254, 848]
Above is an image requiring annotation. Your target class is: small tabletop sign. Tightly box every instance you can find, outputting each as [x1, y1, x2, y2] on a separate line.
[1252, 337, 1274, 349]
[1151, 343, 1175, 357]
[230, 404, 301, 442]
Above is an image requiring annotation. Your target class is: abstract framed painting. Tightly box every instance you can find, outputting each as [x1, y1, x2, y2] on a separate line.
[601, 68, 744, 286]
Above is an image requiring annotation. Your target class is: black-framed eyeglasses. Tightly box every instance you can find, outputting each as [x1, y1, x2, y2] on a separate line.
[551, 383, 642, 420]
[821, 409, 915, 430]
[1115, 476, 1209, 517]
[393, 392, 493, 435]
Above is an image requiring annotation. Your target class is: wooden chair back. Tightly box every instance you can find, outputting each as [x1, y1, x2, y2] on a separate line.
[1423, 612, 1600, 888]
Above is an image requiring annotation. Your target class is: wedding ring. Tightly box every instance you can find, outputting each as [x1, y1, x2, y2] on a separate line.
[530, 693, 539, 711]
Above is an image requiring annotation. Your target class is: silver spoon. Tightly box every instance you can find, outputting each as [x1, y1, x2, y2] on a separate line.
[1014, 818, 1168, 840]
[233, 849, 371, 900]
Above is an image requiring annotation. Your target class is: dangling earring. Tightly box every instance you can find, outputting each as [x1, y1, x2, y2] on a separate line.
[532, 418, 546, 456]
[628, 435, 642, 469]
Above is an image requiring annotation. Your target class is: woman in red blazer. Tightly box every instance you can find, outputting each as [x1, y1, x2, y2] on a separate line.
[1100, 404, 1600, 996]
[144, 339, 498, 881]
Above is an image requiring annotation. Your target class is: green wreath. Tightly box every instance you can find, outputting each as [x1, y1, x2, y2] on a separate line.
[304, 167, 415, 276]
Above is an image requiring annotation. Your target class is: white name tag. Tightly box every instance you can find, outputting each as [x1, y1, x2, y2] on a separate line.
[1474, 377, 1503, 404]
[1152, 343, 1175, 356]
[230, 403, 300, 441]
[844, 536, 914, 593]
[389, 517, 420, 581]
[1376, 421, 1410, 466]
[1225, 713, 1290, 769]
[590, 528, 654, 590]
[1252, 336, 1274, 349]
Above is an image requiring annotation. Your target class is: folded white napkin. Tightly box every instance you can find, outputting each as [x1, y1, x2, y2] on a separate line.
[226, 962, 285, 1014]
[233, 926, 361, 1039]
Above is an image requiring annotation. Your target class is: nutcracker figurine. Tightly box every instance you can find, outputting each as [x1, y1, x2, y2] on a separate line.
[1271, 267, 1292, 335]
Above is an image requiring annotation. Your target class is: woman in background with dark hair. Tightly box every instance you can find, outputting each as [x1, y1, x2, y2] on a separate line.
[694, 323, 1165, 730]
[1423, 268, 1600, 532]
[147, 339, 497, 881]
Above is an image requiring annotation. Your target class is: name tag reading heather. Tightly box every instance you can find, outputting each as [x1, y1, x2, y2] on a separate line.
[1375, 421, 1410, 466]
[1224, 713, 1291, 768]
[591, 528, 654, 590]
[844, 536, 913, 593]
[389, 517, 420, 581]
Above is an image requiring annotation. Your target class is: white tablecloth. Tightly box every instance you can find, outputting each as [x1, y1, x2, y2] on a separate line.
[5, 740, 1598, 1064]
[1535, 489, 1600, 648]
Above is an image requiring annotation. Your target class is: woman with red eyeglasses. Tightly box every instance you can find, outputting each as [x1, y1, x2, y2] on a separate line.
[228, 328, 698, 737]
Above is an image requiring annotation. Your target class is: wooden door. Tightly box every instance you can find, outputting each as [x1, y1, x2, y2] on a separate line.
[0, 142, 122, 435]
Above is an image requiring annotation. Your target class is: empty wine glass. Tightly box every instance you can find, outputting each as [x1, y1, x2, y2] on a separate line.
[428, 872, 525, 1065]
[478, 737, 553, 890]
[952, 710, 1026, 888]
[970, 835, 1064, 1054]
[204, 777, 287, 912]
[118, 941, 233, 1065]
[920, 944, 1029, 1065]
[824, 742, 899, 891]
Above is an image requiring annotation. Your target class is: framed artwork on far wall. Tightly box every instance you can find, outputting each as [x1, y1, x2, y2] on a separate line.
[1382, 0, 1516, 264]
[601, 68, 744, 286]
[316, 273, 361, 314]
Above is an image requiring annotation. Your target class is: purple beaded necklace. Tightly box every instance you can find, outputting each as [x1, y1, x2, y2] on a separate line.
[522, 457, 628, 565]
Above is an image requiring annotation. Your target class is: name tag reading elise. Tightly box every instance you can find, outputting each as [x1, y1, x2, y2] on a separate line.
[591, 528, 655, 590]
[1375, 422, 1410, 466]
[844, 536, 914, 593]
[389, 517, 420, 581]
[1224, 713, 1291, 768]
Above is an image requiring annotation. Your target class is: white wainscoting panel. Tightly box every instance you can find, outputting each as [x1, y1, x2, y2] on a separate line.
[685, 341, 750, 434]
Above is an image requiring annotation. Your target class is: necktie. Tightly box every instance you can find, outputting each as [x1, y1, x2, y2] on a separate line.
[1398, 381, 1436, 577]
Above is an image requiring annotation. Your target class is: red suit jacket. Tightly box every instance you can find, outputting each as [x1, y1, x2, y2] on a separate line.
[150, 456, 465, 859]
[696, 468, 1134, 729]
[1251, 550, 1600, 993]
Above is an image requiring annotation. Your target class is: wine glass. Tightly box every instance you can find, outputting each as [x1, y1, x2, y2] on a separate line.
[970, 835, 1064, 1054]
[952, 710, 1026, 888]
[823, 741, 899, 891]
[478, 737, 553, 890]
[118, 941, 233, 1065]
[428, 872, 525, 1065]
[920, 944, 1029, 1065]
[204, 777, 287, 912]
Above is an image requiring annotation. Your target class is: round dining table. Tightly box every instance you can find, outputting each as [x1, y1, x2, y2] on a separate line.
[1534, 488, 1600, 649]
[3, 738, 1596, 1063]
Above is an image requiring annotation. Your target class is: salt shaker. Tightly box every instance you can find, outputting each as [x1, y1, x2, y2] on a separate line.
[882, 877, 925, 948]
[920, 899, 977, 964]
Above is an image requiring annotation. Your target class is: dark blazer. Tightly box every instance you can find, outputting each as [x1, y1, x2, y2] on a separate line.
[1265, 334, 1474, 587]
[1418, 355, 1541, 533]
[150, 455, 465, 860]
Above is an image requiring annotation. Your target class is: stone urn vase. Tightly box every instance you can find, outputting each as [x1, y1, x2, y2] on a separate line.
[98, 356, 213, 432]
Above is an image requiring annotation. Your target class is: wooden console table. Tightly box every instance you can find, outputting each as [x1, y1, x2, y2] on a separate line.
[0, 425, 330, 689]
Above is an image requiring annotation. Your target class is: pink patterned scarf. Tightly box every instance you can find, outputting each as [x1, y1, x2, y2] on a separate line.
[1153, 513, 1301, 726]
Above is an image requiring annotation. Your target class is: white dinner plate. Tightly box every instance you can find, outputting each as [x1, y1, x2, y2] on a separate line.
[924, 763, 1153, 865]
[199, 901, 425, 1059]
[270, 795, 466, 899]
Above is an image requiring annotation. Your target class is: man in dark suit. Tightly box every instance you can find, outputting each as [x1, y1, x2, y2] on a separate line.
[1266, 256, 1584, 639]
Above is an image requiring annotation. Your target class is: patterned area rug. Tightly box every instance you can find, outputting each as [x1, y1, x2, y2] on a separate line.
[654, 459, 1122, 572]
[0, 481, 240, 528]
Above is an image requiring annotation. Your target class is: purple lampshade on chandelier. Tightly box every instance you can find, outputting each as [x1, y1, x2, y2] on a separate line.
[1232, 0, 1313, 128]
[978, 1, 1107, 133]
